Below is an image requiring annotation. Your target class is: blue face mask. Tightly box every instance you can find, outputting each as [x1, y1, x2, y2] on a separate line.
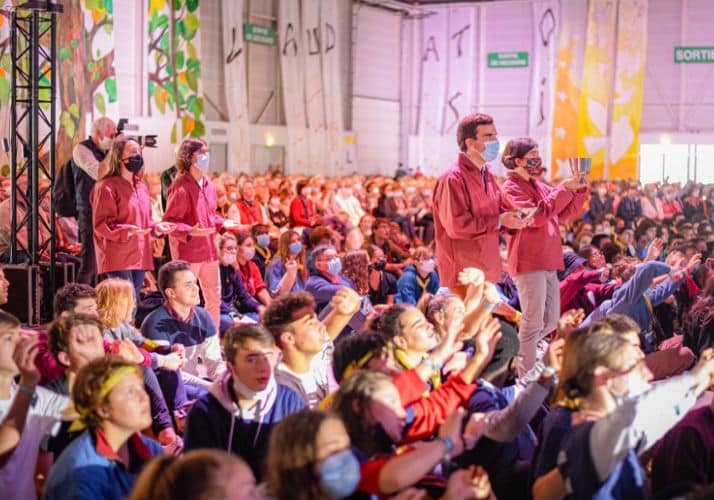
[196, 153, 210, 170]
[327, 257, 342, 276]
[256, 234, 270, 248]
[317, 449, 361, 499]
[480, 140, 500, 162]
[289, 242, 303, 255]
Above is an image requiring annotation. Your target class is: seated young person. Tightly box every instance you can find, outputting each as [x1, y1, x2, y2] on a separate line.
[43, 357, 163, 500]
[217, 233, 263, 332]
[141, 260, 226, 389]
[396, 247, 440, 305]
[0, 311, 69, 500]
[46, 312, 178, 453]
[235, 232, 272, 308]
[263, 290, 362, 408]
[183, 324, 305, 481]
[265, 229, 308, 298]
[333, 371, 487, 498]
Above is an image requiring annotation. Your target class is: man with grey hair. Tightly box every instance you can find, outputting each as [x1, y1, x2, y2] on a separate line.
[72, 117, 116, 284]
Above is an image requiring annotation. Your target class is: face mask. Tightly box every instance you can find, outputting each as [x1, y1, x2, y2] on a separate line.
[327, 257, 342, 276]
[99, 136, 113, 152]
[479, 140, 500, 162]
[317, 449, 361, 500]
[221, 252, 236, 266]
[289, 242, 303, 255]
[422, 190, 432, 197]
[666, 194, 675, 201]
[524, 157, 543, 176]
[229, 192, 239, 201]
[611, 376, 650, 405]
[418, 259, 436, 274]
[374, 258, 387, 271]
[405, 187, 416, 194]
[597, 188, 607, 197]
[196, 152, 210, 170]
[240, 246, 256, 260]
[124, 155, 144, 173]
[353, 183, 362, 191]
[256, 234, 270, 248]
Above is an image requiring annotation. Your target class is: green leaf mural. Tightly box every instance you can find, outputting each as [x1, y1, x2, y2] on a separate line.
[147, 0, 204, 144]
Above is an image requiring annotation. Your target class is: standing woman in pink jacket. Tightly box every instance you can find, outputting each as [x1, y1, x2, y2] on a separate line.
[163, 138, 237, 328]
[92, 136, 176, 304]
[500, 138, 590, 374]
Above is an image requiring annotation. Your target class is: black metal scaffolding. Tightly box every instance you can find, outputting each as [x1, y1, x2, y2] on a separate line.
[9, 1, 62, 324]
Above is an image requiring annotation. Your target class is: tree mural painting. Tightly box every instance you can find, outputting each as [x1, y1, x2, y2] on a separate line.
[0, 5, 13, 173]
[56, 0, 117, 168]
[147, 0, 204, 144]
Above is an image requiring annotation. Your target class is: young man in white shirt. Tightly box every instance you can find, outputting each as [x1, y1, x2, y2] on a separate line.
[263, 289, 361, 408]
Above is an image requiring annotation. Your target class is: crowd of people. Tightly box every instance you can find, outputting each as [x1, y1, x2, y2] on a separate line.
[0, 113, 712, 499]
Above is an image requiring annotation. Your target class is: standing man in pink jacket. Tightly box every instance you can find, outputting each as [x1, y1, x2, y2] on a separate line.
[500, 137, 589, 373]
[433, 113, 529, 294]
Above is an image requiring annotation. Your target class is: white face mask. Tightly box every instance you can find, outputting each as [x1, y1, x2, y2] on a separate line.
[99, 136, 113, 152]
[240, 246, 256, 260]
[221, 253, 236, 266]
[418, 259, 436, 274]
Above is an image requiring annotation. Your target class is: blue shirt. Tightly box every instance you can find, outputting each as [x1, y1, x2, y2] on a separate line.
[43, 428, 161, 500]
[265, 257, 306, 295]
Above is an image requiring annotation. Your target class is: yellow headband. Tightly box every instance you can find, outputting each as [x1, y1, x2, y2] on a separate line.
[68, 365, 140, 433]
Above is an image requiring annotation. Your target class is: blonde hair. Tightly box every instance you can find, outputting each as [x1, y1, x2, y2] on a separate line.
[96, 278, 136, 328]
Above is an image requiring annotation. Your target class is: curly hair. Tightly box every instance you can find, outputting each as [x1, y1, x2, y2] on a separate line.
[53, 283, 96, 316]
[71, 356, 139, 429]
[341, 250, 369, 296]
[332, 371, 393, 456]
[262, 292, 316, 346]
[375, 303, 412, 341]
[266, 410, 335, 500]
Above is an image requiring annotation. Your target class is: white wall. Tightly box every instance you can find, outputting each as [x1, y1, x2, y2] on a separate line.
[352, 5, 402, 174]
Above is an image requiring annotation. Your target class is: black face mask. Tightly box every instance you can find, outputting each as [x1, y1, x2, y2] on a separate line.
[374, 258, 387, 271]
[124, 155, 144, 173]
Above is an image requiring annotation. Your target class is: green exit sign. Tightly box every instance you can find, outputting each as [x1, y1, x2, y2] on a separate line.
[674, 46, 714, 63]
[244, 23, 276, 46]
[488, 51, 529, 68]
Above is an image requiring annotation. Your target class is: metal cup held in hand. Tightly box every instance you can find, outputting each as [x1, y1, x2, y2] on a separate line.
[568, 157, 592, 184]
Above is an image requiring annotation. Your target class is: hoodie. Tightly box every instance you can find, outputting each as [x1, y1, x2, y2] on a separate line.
[183, 372, 305, 480]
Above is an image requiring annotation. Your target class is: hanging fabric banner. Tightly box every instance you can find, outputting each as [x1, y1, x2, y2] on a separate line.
[302, 0, 326, 175]
[222, 0, 250, 173]
[528, 0, 559, 180]
[320, 0, 345, 175]
[417, 8, 448, 137]
[609, 0, 648, 179]
[577, 0, 617, 180]
[278, 0, 308, 174]
[443, 6, 476, 136]
[550, 0, 588, 178]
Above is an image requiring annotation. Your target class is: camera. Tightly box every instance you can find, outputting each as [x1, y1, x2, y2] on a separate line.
[117, 118, 158, 148]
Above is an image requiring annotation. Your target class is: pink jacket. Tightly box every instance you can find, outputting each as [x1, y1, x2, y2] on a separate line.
[501, 173, 589, 276]
[163, 172, 224, 263]
[92, 175, 154, 274]
[433, 153, 503, 286]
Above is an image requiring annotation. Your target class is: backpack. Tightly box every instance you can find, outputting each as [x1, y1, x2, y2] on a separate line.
[53, 160, 77, 218]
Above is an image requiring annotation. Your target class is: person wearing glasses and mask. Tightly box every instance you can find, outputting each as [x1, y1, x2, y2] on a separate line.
[433, 113, 531, 297]
[92, 136, 176, 305]
[163, 138, 238, 329]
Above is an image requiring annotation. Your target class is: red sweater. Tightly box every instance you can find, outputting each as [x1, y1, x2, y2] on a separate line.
[501, 173, 589, 275]
[163, 172, 224, 263]
[289, 196, 316, 227]
[91, 175, 154, 274]
[236, 199, 265, 225]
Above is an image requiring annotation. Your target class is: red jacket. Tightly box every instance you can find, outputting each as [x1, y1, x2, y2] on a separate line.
[392, 369, 477, 442]
[92, 175, 154, 274]
[236, 199, 265, 225]
[501, 173, 589, 276]
[289, 196, 316, 227]
[433, 153, 504, 285]
[163, 172, 224, 263]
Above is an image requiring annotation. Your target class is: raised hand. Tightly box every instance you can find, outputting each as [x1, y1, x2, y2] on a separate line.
[13, 335, 40, 387]
[557, 309, 585, 338]
[330, 287, 362, 316]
